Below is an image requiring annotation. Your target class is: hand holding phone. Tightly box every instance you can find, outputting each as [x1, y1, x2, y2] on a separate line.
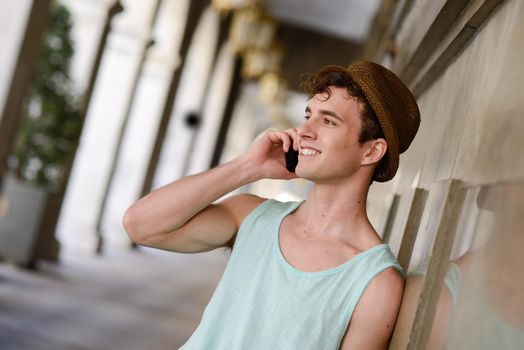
[285, 148, 299, 172]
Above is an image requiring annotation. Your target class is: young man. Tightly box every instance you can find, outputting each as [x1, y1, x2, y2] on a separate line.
[123, 61, 420, 349]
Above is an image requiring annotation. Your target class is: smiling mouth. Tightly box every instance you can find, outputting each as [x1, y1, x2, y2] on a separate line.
[300, 148, 320, 156]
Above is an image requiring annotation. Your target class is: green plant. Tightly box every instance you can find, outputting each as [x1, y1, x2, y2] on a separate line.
[9, 1, 82, 192]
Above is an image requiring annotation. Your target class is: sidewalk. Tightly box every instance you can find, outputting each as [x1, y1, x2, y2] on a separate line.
[0, 246, 228, 350]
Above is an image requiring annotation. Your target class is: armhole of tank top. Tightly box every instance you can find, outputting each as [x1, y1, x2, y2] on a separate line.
[234, 199, 273, 243]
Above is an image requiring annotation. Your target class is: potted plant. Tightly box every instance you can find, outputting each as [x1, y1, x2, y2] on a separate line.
[0, 1, 82, 268]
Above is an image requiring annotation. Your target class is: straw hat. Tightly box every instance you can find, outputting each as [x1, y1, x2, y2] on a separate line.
[348, 61, 420, 182]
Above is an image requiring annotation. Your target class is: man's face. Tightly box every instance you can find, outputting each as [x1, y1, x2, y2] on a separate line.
[295, 86, 368, 183]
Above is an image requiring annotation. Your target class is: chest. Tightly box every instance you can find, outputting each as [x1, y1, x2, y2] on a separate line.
[278, 219, 361, 273]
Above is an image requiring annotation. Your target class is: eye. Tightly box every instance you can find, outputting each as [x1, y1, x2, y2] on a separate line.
[304, 115, 310, 121]
[324, 118, 336, 126]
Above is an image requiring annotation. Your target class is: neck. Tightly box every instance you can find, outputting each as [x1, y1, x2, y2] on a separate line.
[296, 174, 377, 246]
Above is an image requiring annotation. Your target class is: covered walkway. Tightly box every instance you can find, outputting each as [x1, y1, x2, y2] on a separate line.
[1, 0, 523, 349]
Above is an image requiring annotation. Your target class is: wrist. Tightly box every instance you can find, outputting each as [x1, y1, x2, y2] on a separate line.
[230, 154, 263, 184]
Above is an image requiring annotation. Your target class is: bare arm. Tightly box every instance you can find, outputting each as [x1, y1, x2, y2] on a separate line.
[123, 129, 299, 253]
[339, 268, 405, 350]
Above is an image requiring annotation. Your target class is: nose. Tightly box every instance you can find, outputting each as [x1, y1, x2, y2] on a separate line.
[297, 119, 316, 140]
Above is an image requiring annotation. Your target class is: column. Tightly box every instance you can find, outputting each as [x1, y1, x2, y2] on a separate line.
[95, 0, 194, 249]
[56, 0, 161, 253]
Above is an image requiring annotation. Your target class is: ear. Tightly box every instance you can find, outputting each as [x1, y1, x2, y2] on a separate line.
[361, 138, 387, 166]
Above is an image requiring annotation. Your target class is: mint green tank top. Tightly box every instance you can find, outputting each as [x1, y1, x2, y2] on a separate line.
[180, 199, 403, 350]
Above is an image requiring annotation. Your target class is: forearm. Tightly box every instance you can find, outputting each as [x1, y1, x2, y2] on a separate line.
[123, 155, 260, 240]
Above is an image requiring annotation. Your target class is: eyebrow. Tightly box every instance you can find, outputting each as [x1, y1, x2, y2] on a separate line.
[305, 106, 345, 123]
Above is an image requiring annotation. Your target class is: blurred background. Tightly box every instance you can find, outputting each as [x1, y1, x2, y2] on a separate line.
[0, 0, 522, 349]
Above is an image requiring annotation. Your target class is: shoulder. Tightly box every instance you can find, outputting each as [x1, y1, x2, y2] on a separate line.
[217, 194, 267, 249]
[363, 267, 405, 305]
[340, 267, 404, 349]
[219, 193, 267, 225]
[354, 267, 405, 321]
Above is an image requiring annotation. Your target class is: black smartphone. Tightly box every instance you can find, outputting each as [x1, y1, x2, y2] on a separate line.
[285, 148, 299, 172]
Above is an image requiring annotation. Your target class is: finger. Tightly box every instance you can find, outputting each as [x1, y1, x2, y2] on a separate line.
[281, 129, 296, 152]
[282, 127, 299, 150]
[280, 128, 298, 152]
[290, 128, 300, 151]
[280, 132, 292, 152]
[267, 130, 290, 152]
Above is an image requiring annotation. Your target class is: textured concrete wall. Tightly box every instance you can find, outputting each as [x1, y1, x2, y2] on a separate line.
[377, 0, 524, 347]
[368, 0, 523, 258]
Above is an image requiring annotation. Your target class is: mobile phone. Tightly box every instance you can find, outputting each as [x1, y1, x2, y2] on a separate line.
[285, 148, 299, 172]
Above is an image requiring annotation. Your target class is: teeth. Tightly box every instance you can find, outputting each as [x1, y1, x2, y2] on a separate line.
[301, 148, 319, 156]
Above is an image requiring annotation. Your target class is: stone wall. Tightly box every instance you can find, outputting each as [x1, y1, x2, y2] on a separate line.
[366, 0, 524, 347]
